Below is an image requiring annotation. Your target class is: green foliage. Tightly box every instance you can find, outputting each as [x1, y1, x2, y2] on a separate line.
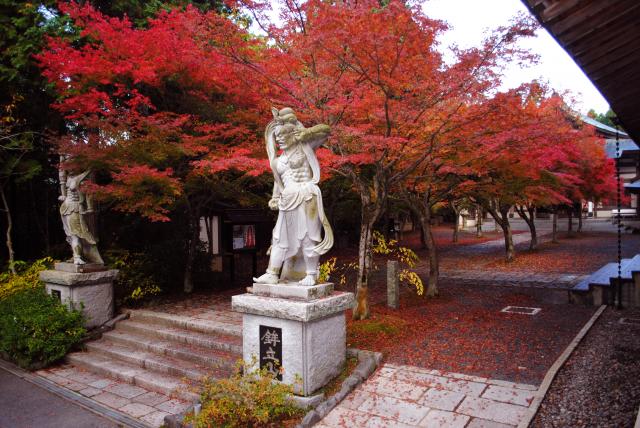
[106, 250, 162, 306]
[587, 108, 618, 128]
[189, 362, 304, 428]
[0, 288, 85, 369]
[318, 257, 336, 283]
[372, 231, 424, 295]
[0, 257, 52, 300]
[88, 0, 229, 27]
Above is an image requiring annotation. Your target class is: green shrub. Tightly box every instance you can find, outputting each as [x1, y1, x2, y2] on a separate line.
[106, 250, 162, 306]
[189, 363, 304, 428]
[0, 288, 85, 369]
[0, 257, 53, 301]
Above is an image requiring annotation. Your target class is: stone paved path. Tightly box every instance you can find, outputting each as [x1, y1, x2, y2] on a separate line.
[441, 269, 588, 289]
[318, 364, 538, 428]
[36, 364, 190, 427]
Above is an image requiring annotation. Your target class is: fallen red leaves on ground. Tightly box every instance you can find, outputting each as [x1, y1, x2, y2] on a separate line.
[345, 282, 595, 385]
[434, 232, 640, 274]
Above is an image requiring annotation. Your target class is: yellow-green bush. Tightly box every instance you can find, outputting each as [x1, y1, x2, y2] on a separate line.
[0, 257, 53, 301]
[189, 363, 304, 428]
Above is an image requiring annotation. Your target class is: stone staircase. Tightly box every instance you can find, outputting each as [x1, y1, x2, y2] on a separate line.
[66, 308, 243, 402]
[570, 254, 640, 307]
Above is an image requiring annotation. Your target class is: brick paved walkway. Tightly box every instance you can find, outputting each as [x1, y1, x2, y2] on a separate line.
[318, 364, 538, 428]
[33, 300, 243, 427]
[36, 364, 190, 426]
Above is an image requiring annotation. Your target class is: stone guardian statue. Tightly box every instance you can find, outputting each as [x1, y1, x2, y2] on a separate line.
[59, 157, 104, 265]
[254, 107, 333, 286]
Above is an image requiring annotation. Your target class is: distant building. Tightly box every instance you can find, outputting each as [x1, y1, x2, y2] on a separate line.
[581, 115, 639, 217]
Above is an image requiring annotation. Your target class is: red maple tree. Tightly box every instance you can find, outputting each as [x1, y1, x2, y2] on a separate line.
[37, 2, 271, 291]
[249, 0, 537, 318]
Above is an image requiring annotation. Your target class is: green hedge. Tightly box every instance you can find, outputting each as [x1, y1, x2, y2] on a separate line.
[0, 288, 85, 370]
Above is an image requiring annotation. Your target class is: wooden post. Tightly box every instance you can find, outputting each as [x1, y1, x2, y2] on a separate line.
[387, 260, 399, 309]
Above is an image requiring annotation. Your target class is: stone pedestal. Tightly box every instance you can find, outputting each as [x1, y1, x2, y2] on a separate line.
[232, 283, 354, 396]
[40, 264, 118, 329]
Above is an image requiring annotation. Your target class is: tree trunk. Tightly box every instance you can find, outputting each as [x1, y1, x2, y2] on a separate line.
[567, 207, 573, 236]
[421, 208, 439, 297]
[419, 222, 427, 249]
[576, 203, 583, 233]
[382, 204, 391, 240]
[0, 186, 16, 274]
[406, 196, 439, 297]
[452, 204, 460, 243]
[516, 205, 537, 251]
[487, 204, 515, 262]
[476, 206, 483, 238]
[528, 205, 537, 250]
[501, 217, 515, 262]
[353, 213, 375, 320]
[352, 171, 388, 320]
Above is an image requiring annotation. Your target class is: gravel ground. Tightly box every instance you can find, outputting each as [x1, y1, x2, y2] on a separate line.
[532, 306, 640, 428]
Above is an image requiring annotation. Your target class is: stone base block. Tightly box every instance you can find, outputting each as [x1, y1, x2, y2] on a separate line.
[251, 282, 334, 301]
[40, 269, 118, 329]
[54, 262, 107, 273]
[232, 291, 354, 396]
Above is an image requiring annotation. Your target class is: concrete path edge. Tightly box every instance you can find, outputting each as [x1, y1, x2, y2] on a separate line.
[0, 358, 150, 428]
[517, 304, 607, 428]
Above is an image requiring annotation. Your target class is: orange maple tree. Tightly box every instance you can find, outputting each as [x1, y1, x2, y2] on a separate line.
[249, 0, 537, 318]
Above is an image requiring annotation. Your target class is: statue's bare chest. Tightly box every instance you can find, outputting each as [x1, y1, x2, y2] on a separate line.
[277, 147, 311, 183]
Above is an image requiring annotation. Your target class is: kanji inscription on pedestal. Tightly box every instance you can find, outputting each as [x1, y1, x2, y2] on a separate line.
[259, 325, 282, 381]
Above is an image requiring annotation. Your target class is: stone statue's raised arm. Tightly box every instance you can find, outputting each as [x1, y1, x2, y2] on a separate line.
[296, 124, 330, 150]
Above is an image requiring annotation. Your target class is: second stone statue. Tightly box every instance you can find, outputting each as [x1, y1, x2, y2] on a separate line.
[253, 107, 333, 286]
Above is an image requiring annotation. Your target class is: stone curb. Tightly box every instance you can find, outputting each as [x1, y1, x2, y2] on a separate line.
[0, 359, 151, 428]
[517, 305, 607, 428]
[296, 348, 383, 428]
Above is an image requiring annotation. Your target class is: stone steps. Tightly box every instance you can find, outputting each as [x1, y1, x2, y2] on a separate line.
[129, 309, 242, 337]
[570, 255, 640, 306]
[116, 320, 242, 354]
[67, 352, 200, 402]
[85, 340, 231, 381]
[65, 307, 243, 407]
[102, 329, 238, 370]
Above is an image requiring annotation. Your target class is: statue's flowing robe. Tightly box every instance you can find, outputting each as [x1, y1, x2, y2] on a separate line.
[60, 194, 97, 245]
[269, 139, 333, 280]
